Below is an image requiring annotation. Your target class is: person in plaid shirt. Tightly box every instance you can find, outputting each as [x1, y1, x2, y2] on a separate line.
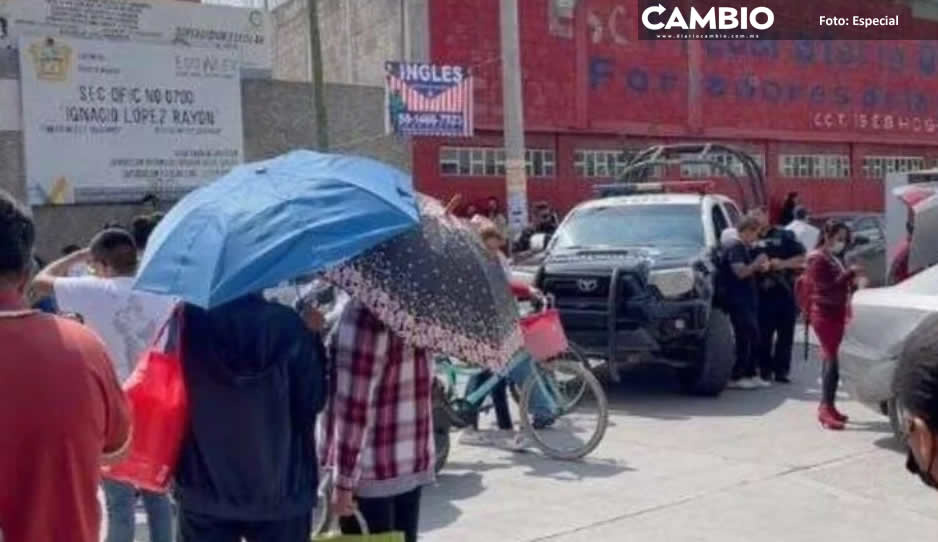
[322, 299, 434, 542]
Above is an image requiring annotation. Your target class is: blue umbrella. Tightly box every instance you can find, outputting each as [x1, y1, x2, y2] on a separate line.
[134, 150, 419, 308]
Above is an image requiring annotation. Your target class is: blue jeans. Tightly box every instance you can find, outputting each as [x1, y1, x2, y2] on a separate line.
[102, 479, 174, 542]
[506, 354, 552, 420]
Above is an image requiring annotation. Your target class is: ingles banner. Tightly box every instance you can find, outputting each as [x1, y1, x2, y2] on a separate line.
[385, 61, 473, 137]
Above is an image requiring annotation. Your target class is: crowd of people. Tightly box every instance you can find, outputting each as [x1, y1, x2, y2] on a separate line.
[4, 183, 938, 542]
[718, 202, 872, 430]
[0, 186, 433, 542]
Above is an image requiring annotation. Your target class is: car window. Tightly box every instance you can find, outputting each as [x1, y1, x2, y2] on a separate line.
[723, 202, 742, 226]
[711, 204, 729, 238]
[852, 217, 872, 231]
[865, 226, 884, 242]
[552, 204, 705, 249]
[852, 217, 884, 242]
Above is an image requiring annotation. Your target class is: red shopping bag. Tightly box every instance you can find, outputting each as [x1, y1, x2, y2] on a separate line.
[102, 307, 188, 493]
[521, 309, 570, 362]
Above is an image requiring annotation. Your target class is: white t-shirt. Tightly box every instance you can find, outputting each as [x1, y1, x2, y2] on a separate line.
[54, 276, 177, 382]
[787, 219, 820, 252]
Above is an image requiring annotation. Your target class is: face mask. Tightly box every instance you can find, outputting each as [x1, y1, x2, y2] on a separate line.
[906, 448, 938, 489]
[830, 241, 845, 254]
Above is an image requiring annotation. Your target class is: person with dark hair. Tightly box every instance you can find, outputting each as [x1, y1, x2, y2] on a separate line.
[723, 216, 771, 390]
[804, 220, 865, 430]
[32, 228, 177, 542]
[62, 244, 82, 255]
[779, 192, 799, 226]
[0, 188, 131, 542]
[893, 312, 938, 491]
[131, 214, 157, 254]
[751, 209, 806, 384]
[174, 295, 326, 541]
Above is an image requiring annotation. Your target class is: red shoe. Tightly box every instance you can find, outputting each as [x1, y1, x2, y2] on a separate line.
[818, 404, 845, 431]
[831, 406, 849, 423]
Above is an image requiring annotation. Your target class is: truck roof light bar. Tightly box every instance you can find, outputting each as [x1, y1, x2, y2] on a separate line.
[594, 180, 715, 198]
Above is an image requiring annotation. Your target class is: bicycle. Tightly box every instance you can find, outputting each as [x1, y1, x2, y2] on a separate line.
[313, 294, 609, 536]
[434, 294, 608, 466]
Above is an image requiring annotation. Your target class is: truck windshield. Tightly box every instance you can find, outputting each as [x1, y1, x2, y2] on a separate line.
[552, 204, 705, 249]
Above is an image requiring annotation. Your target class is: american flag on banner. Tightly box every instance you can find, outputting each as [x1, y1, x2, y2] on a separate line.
[385, 61, 473, 137]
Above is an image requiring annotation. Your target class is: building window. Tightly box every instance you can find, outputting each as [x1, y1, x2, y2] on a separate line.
[862, 156, 925, 179]
[440, 147, 553, 178]
[680, 152, 765, 178]
[574, 150, 630, 178]
[525, 149, 555, 178]
[779, 154, 850, 179]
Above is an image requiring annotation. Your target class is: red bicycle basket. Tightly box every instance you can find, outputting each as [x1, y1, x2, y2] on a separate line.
[521, 309, 570, 361]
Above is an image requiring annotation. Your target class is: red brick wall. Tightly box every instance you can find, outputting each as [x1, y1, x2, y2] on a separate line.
[416, 0, 938, 218]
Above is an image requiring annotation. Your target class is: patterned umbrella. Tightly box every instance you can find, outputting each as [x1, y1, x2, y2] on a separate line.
[325, 196, 523, 369]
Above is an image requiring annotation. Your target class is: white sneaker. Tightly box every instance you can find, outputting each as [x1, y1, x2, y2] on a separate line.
[735, 378, 761, 390]
[754, 377, 773, 389]
[507, 432, 533, 452]
[458, 429, 494, 447]
[727, 379, 755, 389]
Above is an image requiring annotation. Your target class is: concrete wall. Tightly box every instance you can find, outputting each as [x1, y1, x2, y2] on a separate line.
[271, 0, 311, 82]
[273, 0, 429, 85]
[2, 78, 409, 260]
[326, 83, 411, 172]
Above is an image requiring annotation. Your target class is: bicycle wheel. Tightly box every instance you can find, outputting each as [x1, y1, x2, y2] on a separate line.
[510, 345, 590, 413]
[519, 360, 608, 460]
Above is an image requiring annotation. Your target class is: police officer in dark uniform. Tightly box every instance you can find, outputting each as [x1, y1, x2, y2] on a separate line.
[750, 209, 806, 384]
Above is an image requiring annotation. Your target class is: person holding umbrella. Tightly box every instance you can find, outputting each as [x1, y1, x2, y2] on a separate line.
[129, 151, 424, 539]
[322, 196, 554, 538]
[173, 294, 327, 541]
[324, 300, 434, 542]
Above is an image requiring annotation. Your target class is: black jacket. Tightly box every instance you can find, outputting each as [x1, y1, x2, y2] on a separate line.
[174, 295, 326, 520]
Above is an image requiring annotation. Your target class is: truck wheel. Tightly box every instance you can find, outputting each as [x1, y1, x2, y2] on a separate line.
[679, 309, 735, 396]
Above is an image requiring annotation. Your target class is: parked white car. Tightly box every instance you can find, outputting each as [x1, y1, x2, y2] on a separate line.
[840, 264, 938, 440]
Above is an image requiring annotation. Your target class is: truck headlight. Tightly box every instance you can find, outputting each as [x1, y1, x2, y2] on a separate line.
[649, 268, 696, 298]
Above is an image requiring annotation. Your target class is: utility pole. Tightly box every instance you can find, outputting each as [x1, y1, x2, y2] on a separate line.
[499, 0, 528, 237]
[308, 0, 329, 150]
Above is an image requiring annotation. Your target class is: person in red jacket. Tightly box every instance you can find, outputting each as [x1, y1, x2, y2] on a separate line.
[805, 220, 865, 430]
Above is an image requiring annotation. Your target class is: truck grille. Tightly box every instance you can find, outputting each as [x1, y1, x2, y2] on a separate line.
[541, 276, 610, 299]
